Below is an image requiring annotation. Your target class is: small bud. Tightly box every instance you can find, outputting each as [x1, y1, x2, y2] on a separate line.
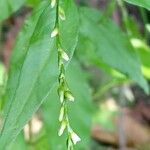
[65, 91, 74, 101]
[62, 50, 69, 61]
[59, 106, 65, 122]
[67, 125, 72, 133]
[59, 73, 65, 84]
[59, 7, 66, 20]
[58, 48, 69, 61]
[70, 132, 81, 145]
[58, 121, 67, 136]
[59, 73, 65, 80]
[51, 0, 56, 8]
[51, 27, 59, 38]
[58, 86, 64, 103]
[58, 59, 63, 71]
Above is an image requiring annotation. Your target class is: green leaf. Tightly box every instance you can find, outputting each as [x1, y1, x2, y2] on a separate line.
[7, 133, 27, 150]
[123, 0, 150, 10]
[0, 0, 25, 22]
[59, 0, 79, 58]
[42, 60, 93, 150]
[79, 7, 149, 93]
[27, 0, 41, 7]
[0, 0, 79, 149]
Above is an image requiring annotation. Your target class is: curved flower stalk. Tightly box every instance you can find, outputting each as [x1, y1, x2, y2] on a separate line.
[50, 0, 81, 149]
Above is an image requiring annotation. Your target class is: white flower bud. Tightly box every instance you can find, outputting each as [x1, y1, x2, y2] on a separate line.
[58, 60, 63, 71]
[58, 86, 64, 103]
[59, 73, 65, 80]
[65, 91, 74, 101]
[51, 27, 59, 38]
[59, 106, 65, 122]
[51, 0, 56, 8]
[62, 50, 69, 61]
[59, 7, 66, 21]
[58, 121, 66, 136]
[70, 132, 81, 145]
[58, 48, 69, 61]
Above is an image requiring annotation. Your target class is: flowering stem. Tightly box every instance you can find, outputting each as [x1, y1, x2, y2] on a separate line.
[50, 0, 81, 149]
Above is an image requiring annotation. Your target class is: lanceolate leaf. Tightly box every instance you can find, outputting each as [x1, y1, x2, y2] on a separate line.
[7, 133, 27, 150]
[0, 0, 79, 149]
[0, 1, 57, 148]
[79, 8, 149, 93]
[123, 0, 150, 10]
[0, 0, 25, 22]
[42, 60, 93, 150]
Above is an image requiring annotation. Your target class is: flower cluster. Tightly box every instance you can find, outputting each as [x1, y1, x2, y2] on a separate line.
[50, 0, 80, 149]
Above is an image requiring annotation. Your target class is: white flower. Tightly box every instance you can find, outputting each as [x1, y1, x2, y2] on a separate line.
[70, 132, 81, 145]
[51, 0, 56, 8]
[58, 121, 66, 136]
[59, 106, 65, 122]
[51, 27, 59, 38]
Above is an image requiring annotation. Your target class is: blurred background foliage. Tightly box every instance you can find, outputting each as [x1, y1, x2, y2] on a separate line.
[0, 0, 150, 150]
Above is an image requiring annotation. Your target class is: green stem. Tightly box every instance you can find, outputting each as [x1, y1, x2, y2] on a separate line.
[117, 0, 131, 36]
[139, 8, 149, 42]
[93, 79, 130, 100]
[0, 23, 2, 56]
[56, 0, 60, 48]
